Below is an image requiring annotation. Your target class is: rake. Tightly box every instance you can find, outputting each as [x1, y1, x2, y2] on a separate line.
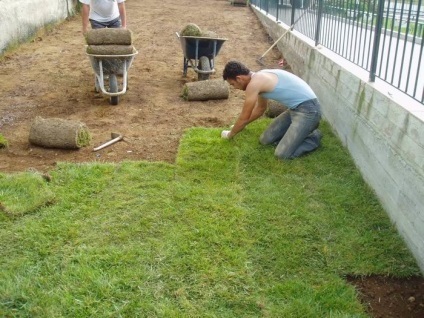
[256, 9, 309, 66]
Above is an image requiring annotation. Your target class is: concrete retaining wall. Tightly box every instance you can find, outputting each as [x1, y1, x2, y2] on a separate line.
[0, 0, 78, 54]
[251, 6, 424, 273]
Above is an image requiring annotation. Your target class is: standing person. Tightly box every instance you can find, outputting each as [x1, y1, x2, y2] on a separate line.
[80, 0, 127, 35]
[221, 60, 322, 160]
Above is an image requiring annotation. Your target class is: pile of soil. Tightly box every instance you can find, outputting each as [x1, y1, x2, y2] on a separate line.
[0, 1, 423, 316]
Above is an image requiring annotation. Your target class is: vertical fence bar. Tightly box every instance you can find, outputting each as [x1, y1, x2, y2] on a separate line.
[389, 0, 406, 85]
[341, 0, 349, 57]
[413, 43, 424, 102]
[360, 1, 371, 68]
[356, 0, 366, 66]
[274, 0, 278, 21]
[351, 1, 361, 64]
[336, 0, 343, 55]
[400, 1, 414, 91]
[329, 1, 338, 52]
[412, 0, 424, 101]
[378, 0, 391, 79]
[369, 0, 385, 82]
[315, 0, 324, 46]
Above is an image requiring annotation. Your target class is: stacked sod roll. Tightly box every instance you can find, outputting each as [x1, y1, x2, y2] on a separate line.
[180, 23, 202, 37]
[180, 23, 221, 38]
[85, 28, 135, 54]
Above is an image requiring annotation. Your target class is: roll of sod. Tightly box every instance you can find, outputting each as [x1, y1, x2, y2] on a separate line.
[182, 79, 229, 101]
[86, 45, 135, 55]
[180, 23, 202, 37]
[265, 100, 288, 118]
[85, 28, 133, 45]
[29, 117, 91, 149]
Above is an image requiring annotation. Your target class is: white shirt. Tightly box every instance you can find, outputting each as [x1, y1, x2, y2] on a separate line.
[79, 0, 125, 22]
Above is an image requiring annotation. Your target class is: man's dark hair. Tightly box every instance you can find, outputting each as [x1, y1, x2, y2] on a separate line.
[223, 61, 250, 80]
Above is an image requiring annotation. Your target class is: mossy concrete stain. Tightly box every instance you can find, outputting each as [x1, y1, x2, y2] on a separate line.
[333, 68, 341, 90]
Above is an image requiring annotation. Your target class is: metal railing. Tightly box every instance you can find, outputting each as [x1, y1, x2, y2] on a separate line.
[250, 0, 424, 104]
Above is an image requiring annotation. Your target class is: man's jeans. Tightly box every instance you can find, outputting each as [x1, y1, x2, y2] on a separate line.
[259, 99, 322, 159]
[90, 17, 121, 29]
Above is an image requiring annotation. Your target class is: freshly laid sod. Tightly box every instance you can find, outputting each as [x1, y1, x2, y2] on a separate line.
[0, 120, 420, 317]
[0, 172, 55, 219]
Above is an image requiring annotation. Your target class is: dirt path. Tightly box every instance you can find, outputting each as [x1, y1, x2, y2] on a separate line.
[1, 1, 423, 316]
[0, 0, 279, 173]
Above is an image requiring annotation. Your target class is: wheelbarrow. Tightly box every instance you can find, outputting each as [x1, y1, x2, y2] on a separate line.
[86, 50, 138, 105]
[176, 33, 227, 80]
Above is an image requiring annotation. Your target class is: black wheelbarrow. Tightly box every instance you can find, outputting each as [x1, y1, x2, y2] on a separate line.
[176, 33, 227, 80]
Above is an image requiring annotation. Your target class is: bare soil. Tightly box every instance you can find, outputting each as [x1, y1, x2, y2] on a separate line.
[347, 275, 424, 318]
[0, 1, 423, 316]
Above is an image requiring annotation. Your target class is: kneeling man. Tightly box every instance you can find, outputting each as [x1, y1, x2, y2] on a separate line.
[222, 60, 322, 159]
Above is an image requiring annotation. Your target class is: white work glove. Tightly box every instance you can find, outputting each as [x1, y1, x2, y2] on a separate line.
[221, 130, 231, 139]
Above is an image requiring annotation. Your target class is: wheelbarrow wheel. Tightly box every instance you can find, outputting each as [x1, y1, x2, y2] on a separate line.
[198, 56, 211, 81]
[109, 74, 119, 105]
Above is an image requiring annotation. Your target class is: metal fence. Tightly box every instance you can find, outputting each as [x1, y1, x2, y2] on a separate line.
[250, 0, 424, 104]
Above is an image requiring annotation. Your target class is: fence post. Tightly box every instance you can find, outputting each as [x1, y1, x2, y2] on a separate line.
[276, 0, 279, 21]
[314, 0, 324, 46]
[369, 0, 385, 82]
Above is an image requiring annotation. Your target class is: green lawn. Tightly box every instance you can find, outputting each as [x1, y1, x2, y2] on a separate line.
[0, 119, 420, 317]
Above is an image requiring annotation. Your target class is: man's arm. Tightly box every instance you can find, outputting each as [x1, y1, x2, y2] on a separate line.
[226, 78, 266, 139]
[81, 4, 90, 34]
[248, 95, 267, 122]
[118, 2, 127, 28]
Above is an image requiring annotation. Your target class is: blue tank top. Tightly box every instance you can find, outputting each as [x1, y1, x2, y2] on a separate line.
[259, 69, 317, 109]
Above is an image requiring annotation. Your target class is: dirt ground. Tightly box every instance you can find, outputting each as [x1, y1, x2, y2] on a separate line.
[0, 0, 281, 173]
[0, 0, 423, 316]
